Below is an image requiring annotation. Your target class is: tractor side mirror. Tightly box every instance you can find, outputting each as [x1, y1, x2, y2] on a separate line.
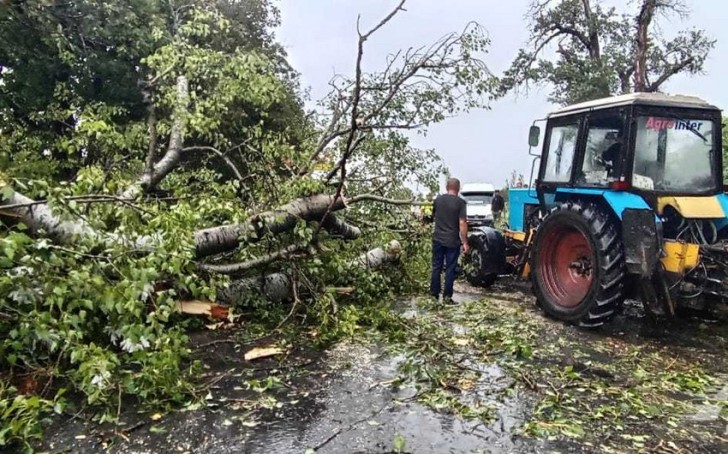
[528, 125, 540, 147]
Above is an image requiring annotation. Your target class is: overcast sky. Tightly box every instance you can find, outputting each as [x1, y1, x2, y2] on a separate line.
[277, 0, 726, 191]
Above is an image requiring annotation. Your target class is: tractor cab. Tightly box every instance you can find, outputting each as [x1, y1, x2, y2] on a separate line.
[465, 93, 728, 328]
[529, 93, 722, 210]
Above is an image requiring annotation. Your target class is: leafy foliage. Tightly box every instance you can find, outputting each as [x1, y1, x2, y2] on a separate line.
[389, 293, 725, 451]
[0, 0, 494, 448]
[500, 0, 715, 105]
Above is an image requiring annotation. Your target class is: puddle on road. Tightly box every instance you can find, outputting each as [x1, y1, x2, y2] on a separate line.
[242, 340, 541, 454]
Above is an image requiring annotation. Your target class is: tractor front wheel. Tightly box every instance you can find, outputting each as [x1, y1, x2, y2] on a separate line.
[530, 202, 625, 327]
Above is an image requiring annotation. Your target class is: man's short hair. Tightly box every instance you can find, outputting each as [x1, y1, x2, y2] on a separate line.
[446, 178, 460, 191]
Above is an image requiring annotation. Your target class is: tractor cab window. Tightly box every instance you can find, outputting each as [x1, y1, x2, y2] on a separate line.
[578, 115, 625, 186]
[632, 116, 716, 193]
[543, 123, 578, 182]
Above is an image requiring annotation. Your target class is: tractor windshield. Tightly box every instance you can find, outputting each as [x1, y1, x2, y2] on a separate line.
[632, 115, 716, 193]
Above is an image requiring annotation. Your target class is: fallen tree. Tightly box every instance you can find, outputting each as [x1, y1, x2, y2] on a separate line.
[0, 188, 361, 256]
[194, 193, 350, 257]
[216, 240, 403, 304]
[0, 0, 493, 447]
[0, 188, 416, 258]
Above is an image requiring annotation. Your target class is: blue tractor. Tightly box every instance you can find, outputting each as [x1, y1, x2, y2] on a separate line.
[464, 93, 727, 326]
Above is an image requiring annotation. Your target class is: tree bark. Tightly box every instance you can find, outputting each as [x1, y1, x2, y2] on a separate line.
[321, 214, 362, 240]
[351, 239, 402, 267]
[2, 189, 362, 257]
[217, 272, 293, 305]
[142, 84, 159, 179]
[1, 190, 101, 243]
[122, 75, 190, 199]
[646, 57, 695, 92]
[194, 194, 348, 257]
[581, 0, 601, 60]
[0, 189, 154, 249]
[634, 0, 656, 92]
[216, 240, 402, 305]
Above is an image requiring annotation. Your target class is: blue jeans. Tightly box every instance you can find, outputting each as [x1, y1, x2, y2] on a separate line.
[430, 241, 460, 298]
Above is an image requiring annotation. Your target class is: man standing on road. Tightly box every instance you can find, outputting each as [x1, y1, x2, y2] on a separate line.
[491, 189, 505, 224]
[430, 178, 469, 303]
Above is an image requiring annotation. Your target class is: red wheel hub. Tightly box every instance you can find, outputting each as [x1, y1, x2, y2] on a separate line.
[538, 225, 594, 308]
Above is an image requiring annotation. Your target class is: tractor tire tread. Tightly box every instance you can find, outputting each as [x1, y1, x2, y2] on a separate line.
[465, 235, 498, 288]
[530, 201, 626, 328]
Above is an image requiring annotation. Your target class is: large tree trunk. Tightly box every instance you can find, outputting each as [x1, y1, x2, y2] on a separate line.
[2, 189, 359, 257]
[0, 189, 154, 249]
[216, 240, 402, 305]
[634, 0, 656, 92]
[217, 272, 293, 305]
[581, 0, 601, 60]
[1, 191, 100, 243]
[194, 194, 349, 257]
[3, 187, 381, 307]
[351, 239, 402, 267]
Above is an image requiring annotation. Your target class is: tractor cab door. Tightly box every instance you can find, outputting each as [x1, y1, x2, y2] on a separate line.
[576, 108, 629, 187]
[536, 116, 581, 210]
[536, 108, 629, 211]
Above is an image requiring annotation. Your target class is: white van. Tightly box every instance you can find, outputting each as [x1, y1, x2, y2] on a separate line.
[460, 182, 495, 226]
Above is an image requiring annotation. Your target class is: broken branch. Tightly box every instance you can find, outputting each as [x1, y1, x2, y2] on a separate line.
[198, 242, 314, 275]
[216, 240, 402, 305]
[122, 75, 189, 198]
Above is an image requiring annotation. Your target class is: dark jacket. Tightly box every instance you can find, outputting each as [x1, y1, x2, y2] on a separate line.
[491, 194, 505, 212]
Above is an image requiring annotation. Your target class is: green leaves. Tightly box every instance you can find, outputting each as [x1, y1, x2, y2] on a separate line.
[0, 1, 476, 448]
[0, 380, 59, 447]
[393, 433, 407, 453]
[0, 182, 214, 445]
[500, 0, 715, 105]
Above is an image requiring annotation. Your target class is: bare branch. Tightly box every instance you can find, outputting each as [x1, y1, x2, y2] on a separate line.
[323, 133, 367, 182]
[315, 0, 409, 233]
[550, 23, 592, 54]
[646, 56, 694, 92]
[360, 0, 407, 41]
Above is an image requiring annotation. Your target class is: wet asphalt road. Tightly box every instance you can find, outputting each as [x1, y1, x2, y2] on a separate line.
[39, 288, 555, 454]
[38, 281, 728, 454]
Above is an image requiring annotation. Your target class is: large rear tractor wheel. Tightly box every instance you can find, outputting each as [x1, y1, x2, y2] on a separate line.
[530, 202, 625, 327]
